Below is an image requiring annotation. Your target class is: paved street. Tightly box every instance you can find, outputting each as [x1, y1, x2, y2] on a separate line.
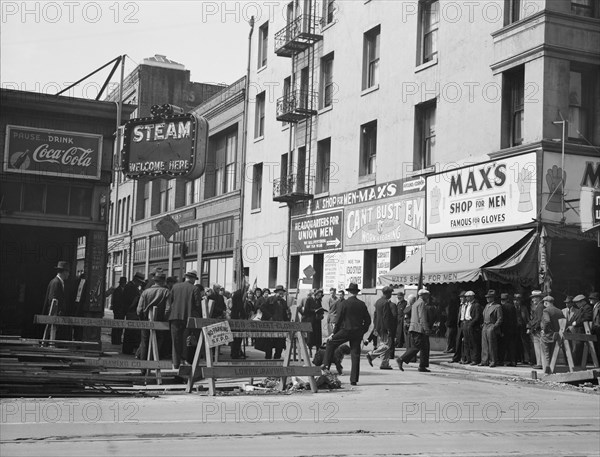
[1, 353, 598, 457]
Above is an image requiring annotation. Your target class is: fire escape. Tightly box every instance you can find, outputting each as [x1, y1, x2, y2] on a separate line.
[272, 1, 323, 203]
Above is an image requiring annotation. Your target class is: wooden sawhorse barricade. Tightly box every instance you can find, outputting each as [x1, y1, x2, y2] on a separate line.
[181, 318, 321, 395]
[34, 314, 171, 383]
[545, 320, 599, 374]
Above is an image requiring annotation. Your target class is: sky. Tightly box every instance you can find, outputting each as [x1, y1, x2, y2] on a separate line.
[1, 1, 278, 99]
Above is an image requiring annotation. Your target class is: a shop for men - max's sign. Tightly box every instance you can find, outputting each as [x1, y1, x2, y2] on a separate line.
[122, 109, 208, 180]
[426, 152, 537, 237]
[3, 125, 102, 179]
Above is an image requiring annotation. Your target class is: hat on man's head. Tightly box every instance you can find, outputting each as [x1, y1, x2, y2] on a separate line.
[485, 290, 497, 298]
[329, 287, 337, 293]
[530, 290, 543, 298]
[274, 285, 286, 293]
[262, 288, 271, 294]
[589, 292, 599, 300]
[382, 286, 394, 295]
[346, 283, 361, 293]
[185, 270, 198, 281]
[465, 291, 475, 297]
[543, 295, 554, 303]
[397, 291, 405, 296]
[418, 289, 430, 296]
[133, 272, 145, 282]
[154, 270, 167, 280]
[459, 291, 466, 297]
[213, 284, 222, 290]
[54, 261, 70, 271]
[565, 295, 573, 303]
[119, 277, 127, 285]
[573, 294, 586, 302]
[315, 288, 324, 295]
[513, 293, 522, 299]
[500, 293, 509, 300]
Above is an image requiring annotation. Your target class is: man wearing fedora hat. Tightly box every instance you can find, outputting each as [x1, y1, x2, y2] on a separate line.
[568, 294, 593, 364]
[526, 290, 545, 369]
[259, 285, 290, 359]
[166, 270, 202, 369]
[322, 283, 371, 385]
[122, 272, 145, 355]
[43, 261, 72, 340]
[540, 296, 563, 374]
[480, 290, 503, 367]
[137, 270, 170, 362]
[366, 286, 396, 370]
[396, 289, 435, 373]
[110, 277, 128, 345]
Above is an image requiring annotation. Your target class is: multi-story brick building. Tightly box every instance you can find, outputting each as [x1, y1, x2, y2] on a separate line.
[241, 0, 600, 308]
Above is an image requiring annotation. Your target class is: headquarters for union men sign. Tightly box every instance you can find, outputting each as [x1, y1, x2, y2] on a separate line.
[122, 111, 208, 180]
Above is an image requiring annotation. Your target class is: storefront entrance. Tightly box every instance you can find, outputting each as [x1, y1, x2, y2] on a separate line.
[0, 224, 83, 337]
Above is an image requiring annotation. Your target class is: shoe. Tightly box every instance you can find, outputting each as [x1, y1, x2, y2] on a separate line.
[533, 365, 542, 370]
[350, 381, 357, 385]
[418, 368, 431, 373]
[366, 353, 373, 367]
[380, 365, 393, 370]
[489, 363, 497, 368]
[506, 363, 515, 367]
[395, 357, 404, 372]
[448, 360, 456, 363]
[469, 362, 477, 366]
[478, 363, 486, 366]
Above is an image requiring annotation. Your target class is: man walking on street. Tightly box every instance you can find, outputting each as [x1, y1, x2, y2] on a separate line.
[366, 286, 395, 370]
[480, 290, 503, 367]
[321, 283, 371, 385]
[396, 289, 434, 373]
[165, 270, 202, 369]
[327, 288, 340, 336]
[137, 270, 170, 361]
[395, 291, 407, 350]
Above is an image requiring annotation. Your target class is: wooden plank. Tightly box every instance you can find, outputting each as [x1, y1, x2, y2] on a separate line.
[202, 365, 321, 378]
[73, 358, 172, 370]
[186, 318, 312, 332]
[231, 331, 289, 338]
[543, 369, 599, 383]
[34, 315, 170, 330]
[0, 338, 101, 348]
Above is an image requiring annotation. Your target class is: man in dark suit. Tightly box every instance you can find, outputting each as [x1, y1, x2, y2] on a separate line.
[165, 270, 202, 369]
[260, 285, 290, 359]
[540, 295, 564, 374]
[499, 292, 517, 366]
[321, 283, 371, 385]
[396, 289, 435, 372]
[43, 260, 72, 340]
[122, 272, 145, 355]
[366, 286, 395, 370]
[111, 277, 127, 345]
[568, 294, 593, 365]
[230, 282, 249, 359]
[450, 291, 467, 363]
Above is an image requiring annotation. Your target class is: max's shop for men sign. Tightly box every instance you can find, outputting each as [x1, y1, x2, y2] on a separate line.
[426, 152, 537, 237]
[4, 125, 102, 179]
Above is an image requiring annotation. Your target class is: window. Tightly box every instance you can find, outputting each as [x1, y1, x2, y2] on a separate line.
[320, 53, 334, 108]
[159, 179, 173, 213]
[415, 101, 436, 170]
[280, 153, 289, 188]
[390, 246, 406, 270]
[572, 0, 598, 17]
[419, 1, 439, 65]
[268, 257, 278, 288]
[360, 120, 377, 176]
[251, 163, 263, 210]
[203, 218, 234, 253]
[322, 0, 335, 26]
[363, 249, 377, 288]
[300, 67, 310, 110]
[258, 21, 269, 68]
[568, 66, 598, 140]
[255, 91, 265, 138]
[206, 128, 238, 198]
[362, 26, 380, 90]
[313, 254, 324, 289]
[185, 177, 201, 205]
[504, 0, 522, 25]
[46, 184, 69, 215]
[149, 234, 168, 260]
[133, 238, 146, 264]
[143, 181, 151, 218]
[316, 138, 331, 194]
[297, 146, 306, 192]
[125, 196, 130, 231]
[174, 226, 199, 257]
[501, 65, 524, 148]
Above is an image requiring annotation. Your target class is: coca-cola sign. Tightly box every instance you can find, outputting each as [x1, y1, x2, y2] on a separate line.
[3, 125, 102, 180]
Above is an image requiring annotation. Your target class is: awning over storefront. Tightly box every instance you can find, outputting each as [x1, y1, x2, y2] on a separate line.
[379, 229, 537, 286]
[481, 229, 538, 287]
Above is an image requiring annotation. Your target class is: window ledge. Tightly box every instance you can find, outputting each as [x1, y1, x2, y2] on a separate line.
[318, 104, 333, 115]
[415, 58, 438, 73]
[314, 191, 330, 199]
[321, 20, 337, 33]
[361, 84, 379, 97]
[358, 174, 376, 187]
[254, 135, 264, 143]
[251, 208, 261, 214]
[257, 65, 267, 74]
[361, 288, 377, 295]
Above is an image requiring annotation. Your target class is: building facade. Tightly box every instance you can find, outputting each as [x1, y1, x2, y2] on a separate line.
[126, 76, 247, 293]
[105, 55, 225, 289]
[242, 0, 600, 307]
[0, 89, 135, 336]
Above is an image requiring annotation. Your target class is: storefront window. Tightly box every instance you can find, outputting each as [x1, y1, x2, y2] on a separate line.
[69, 187, 92, 217]
[203, 257, 234, 292]
[0, 182, 21, 212]
[22, 183, 44, 212]
[203, 217, 234, 253]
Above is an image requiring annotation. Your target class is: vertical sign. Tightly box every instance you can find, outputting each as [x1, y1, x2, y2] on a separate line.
[376, 248, 391, 287]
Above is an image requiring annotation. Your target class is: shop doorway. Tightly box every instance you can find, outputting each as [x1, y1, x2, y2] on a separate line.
[0, 224, 83, 337]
